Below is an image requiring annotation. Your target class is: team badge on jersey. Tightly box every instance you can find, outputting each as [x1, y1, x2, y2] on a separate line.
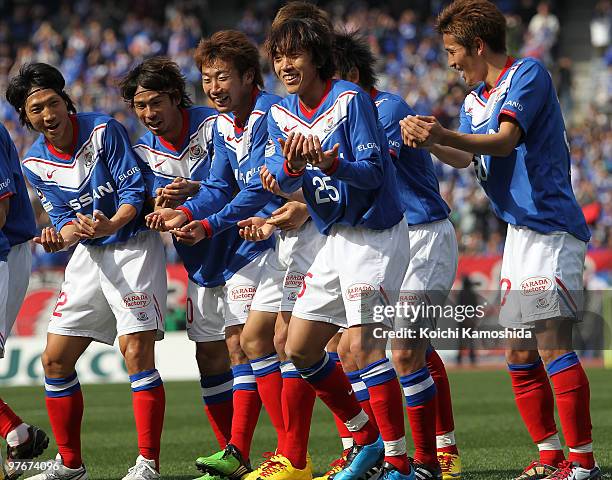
[189, 144, 205, 161]
[83, 146, 95, 168]
[323, 114, 335, 133]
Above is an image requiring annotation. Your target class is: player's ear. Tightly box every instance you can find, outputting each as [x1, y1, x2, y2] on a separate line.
[474, 37, 485, 56]
[243, 68, 255, 85]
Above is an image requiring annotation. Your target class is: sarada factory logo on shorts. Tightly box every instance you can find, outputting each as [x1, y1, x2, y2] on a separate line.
[230, 285, 256, 301]
[346, 283, 376, 301]
[284, 271, 305, 288]
[520, 276, 552, 296]
[122, 292, 151, 309]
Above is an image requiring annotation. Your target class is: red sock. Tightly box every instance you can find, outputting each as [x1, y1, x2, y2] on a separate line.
[399, 367, 438, 471]
[255, 367, 285, 451]
[509, 360, 561, 464]
[368, 378, 410, 475]
[438, 445, 459, 455]
[204, 402, 233, 449]
[426, 349, 456, 447]
[406, 397, 438, 468]
[539, 447, 566, 467]
[201, 372, 234, 449]
[548, 355, 594, 469]
[231, 389, 262, 459]
[281, 376, 316, 469]
[0, 398, 23, 439]
[300, 357, 378, 447]
[46, 390, 83, 469]
[132, 385, 165, 470]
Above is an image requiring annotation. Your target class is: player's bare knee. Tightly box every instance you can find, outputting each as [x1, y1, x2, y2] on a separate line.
[196, 341, 230, 375]
[121, 334, 155, 374]
[240, 333, 274, 359]
[41, 350, 73, 377]
[285, 341, 318, 369]
[392, 348, 425, 375]
[505, 349, 539, 365]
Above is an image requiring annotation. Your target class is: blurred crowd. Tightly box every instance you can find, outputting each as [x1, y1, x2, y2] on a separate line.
[0, 0, 609, 268]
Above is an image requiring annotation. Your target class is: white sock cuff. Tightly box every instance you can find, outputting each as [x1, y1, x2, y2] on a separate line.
[538, 433, 562, 451]
[345, 409, 369, 432]
[341, 437, 354, 451]
[6, 423, 29, 447]
[569, 443, 593, 453]
[383, 437, 407, 457]
[436, 431, 456, 449]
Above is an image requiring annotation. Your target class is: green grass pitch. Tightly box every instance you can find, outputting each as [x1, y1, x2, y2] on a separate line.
[3, 368, 610, 479]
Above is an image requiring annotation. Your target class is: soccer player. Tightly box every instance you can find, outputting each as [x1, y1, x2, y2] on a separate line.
[329, 31, 461, 480]
[143, 31, 290, 479]
[0, 120, 50, 480]
[401, 1, 598, 479]
[120, 56, 276, 462]
[263, 15, 413, 480]
[6, 63, 167, 480]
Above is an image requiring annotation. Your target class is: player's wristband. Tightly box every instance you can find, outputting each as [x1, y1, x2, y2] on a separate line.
[200, 219, 213, 239]
[175, 206, 193, 224]
[283, 159, 305, 177]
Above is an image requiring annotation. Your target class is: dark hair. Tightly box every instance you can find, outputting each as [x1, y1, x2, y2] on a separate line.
[119, 56, 192, 108]
[272, 1, 333, 31]
[5, 63, 77, 130]
[193, 30, 264, 88]
[333, 31, 377, 91]
[265, 16, 335, 81]
[437, 0, 507, 54]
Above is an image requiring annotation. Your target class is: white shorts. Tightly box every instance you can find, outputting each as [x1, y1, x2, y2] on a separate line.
[292, 219, 411, 328]
[499, 225, 586, 329]
[398, 219, 458, 328]
[186, 252, 266, 343]
[0, 242, 32, 357]
[251, 220, 325, 313]
[49, 231, 167, 345]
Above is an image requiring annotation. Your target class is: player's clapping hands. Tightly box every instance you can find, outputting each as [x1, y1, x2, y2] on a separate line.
[260, 165, 282, 195]
[399, 115, 444, 148]
[300, 134, 339, 171]
[33, 226, 68, 252]
[267, 202, 309, 231]
[74, 211, 118, 239]
[145, 208, 188, 232]
[171, 221, 208, 246]
[279, 132, 340, 172]
[238, 216, 276, 242]
[157, 177, 199, 208]
[279, 131, 307, 172]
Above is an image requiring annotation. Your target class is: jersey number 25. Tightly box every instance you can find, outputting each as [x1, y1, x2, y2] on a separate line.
[313, 176, 340, 204]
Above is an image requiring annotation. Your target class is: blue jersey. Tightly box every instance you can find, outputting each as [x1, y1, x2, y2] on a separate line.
[459, 57, 590, 242]
[372, 89, 450, 225]
[22, 113, 148, 246]
[181, 90, 284, 234]
[266, 79, 404, 234]
[0, 123, 36, 260]
[134, 106, 271, 288]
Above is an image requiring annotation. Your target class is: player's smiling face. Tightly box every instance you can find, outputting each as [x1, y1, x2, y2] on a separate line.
[443, 34, 486, 86]
[273, 50, 319, 97]
[25, 89, 71, 142]
[132, 87, 181, 137]
[201, 59, 253, 114]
